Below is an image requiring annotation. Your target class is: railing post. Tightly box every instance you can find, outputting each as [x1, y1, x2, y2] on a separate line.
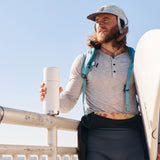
[26, 155, 31, 160]
[48, 127, 57, 160]
[38, 155, 43, 160]
[13, 155, 18, 160]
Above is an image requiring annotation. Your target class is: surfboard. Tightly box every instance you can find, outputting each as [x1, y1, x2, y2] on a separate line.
[134, 29, 160, 160]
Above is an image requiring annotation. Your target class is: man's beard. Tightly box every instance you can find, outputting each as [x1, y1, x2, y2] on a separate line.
[97, 25, 119, 43]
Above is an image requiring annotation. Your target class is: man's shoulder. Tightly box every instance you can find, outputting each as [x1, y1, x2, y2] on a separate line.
[74, 53, 86, 63]
[71, 53, 86, 70]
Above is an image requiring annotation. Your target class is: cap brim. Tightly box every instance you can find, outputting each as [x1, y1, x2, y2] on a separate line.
[87, 12, 107, 21]
[87, 11, 116, 21]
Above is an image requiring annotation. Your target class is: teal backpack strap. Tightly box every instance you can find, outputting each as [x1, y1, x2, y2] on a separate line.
[81, 46, 135, 113]
[81, 47, 96, 114]
[124, 47, 135, 112]
[82, 78, 87, 114]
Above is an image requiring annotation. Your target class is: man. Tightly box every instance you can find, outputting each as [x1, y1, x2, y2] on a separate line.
[40, 5, 160, 160]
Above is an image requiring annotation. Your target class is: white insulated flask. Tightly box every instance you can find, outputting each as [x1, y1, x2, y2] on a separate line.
[43, 67, 60, 115]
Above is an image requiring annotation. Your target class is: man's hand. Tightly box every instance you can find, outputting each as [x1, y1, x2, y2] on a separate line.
[39, 82, 63, 101]
[40, 83, 47, 101]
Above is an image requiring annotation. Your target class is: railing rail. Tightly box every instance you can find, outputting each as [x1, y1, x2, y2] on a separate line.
[0, 107, 79, 160]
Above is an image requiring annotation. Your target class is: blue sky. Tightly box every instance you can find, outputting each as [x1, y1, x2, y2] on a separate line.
[0, 0, 159, 146]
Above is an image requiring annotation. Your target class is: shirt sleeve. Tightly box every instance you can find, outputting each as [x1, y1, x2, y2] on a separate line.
[59, 54, 85, 113]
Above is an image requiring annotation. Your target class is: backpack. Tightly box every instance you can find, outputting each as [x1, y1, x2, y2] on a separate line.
[81, 46, 135, 114]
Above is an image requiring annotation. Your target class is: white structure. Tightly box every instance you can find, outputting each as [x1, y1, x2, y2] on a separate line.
[0, 107, 79, 160]
[0, 67, 79, 159]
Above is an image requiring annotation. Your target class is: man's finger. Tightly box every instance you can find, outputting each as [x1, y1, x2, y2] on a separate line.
[40, 92, 45, 96]
[40, 93, 46, 101]
[40, 82, 45, 88]
[40, 96, 44, 101]
[59, 87, 63, 94]
[39, 88, 47, 93]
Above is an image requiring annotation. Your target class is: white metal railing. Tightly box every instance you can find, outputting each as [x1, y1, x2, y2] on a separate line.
[0, 106, 79, 160]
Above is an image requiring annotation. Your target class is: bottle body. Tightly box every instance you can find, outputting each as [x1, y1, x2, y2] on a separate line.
[43, 67, 60, 115]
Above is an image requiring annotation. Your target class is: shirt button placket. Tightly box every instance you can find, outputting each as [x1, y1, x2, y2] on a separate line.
[112, 58, 116, 76]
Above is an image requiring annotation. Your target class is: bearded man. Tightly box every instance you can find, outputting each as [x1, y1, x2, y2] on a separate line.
[40, 5, 160, 160]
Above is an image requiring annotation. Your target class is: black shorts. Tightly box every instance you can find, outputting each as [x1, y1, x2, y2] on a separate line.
[78, 112, 149, 160]
[87, 127, 147, 160]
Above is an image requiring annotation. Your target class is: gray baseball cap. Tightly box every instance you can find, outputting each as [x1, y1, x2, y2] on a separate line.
[87, 5, 128, 34]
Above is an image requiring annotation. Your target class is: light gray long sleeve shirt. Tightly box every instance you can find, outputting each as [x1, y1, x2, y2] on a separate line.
[60, 49, 160, 143]
[60, 49, 138, 115]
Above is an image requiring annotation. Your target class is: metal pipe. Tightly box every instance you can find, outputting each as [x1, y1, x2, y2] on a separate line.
[0, 145, 53, 155]
[48, 127, 57, 160]
[1, 107, 79, 130]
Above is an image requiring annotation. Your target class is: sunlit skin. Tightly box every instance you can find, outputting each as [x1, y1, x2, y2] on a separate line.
[95, 13, 119, 56]
[40, 82, 63, 101]
[39, 13, 160, 159]
[95, 14, 117, 38]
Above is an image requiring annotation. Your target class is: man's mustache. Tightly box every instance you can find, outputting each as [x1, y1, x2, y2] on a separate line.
[99, 27, 108, 32]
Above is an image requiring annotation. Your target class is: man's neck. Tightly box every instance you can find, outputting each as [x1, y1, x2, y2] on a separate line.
[100, 42, 126, 57]
[101, 42, 117, 55]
